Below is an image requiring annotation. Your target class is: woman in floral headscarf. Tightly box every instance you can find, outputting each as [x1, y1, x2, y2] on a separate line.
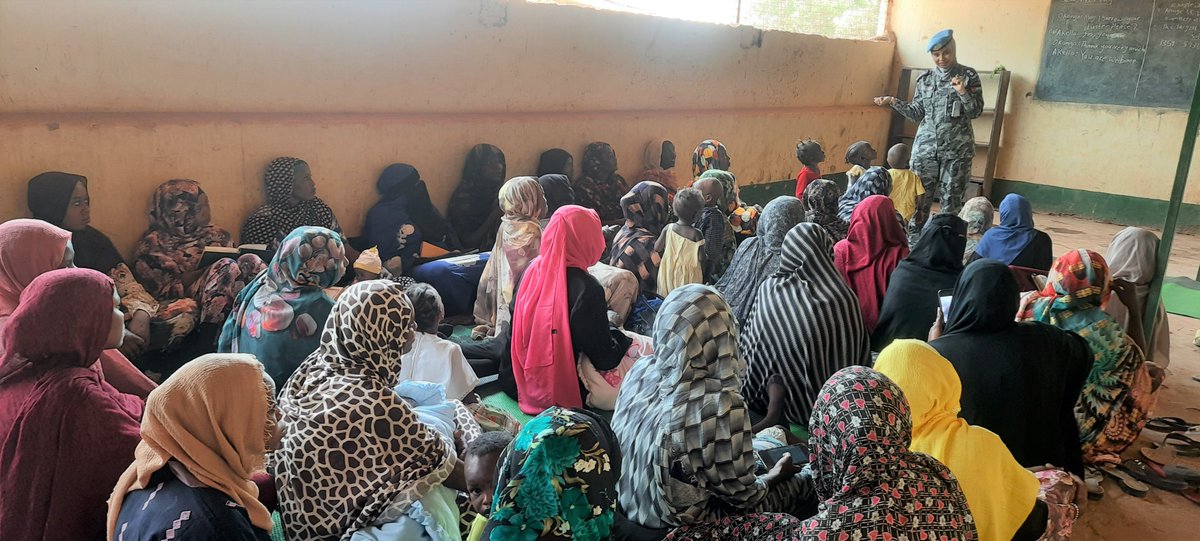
[472, 176, 548, 339]
[133, 179, 266, 344]
[576, 142, 629, 222]
[693, 140, 760, 238]
[218, 226, 347, 387]
[609, 181, 669, 295]
[801, 179, 849, 242]
[958, 196, 994, 264]
[240, 157, 341, 252]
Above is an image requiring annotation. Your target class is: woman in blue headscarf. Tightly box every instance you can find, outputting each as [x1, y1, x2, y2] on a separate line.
[362, 163, 461, 275]
[970, 193, 1053, 271]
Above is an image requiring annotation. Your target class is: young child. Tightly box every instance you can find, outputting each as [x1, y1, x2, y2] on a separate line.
[352, 246, 384, 283]
[654, 187, 706, 297]
[693, 178, 735, 283]
[844, 140, 877, 185]
[399, 283, 480, 400]
[794, 139, 826, 199]
[885, 143, 926, 230]
[464, 431, 515, 541]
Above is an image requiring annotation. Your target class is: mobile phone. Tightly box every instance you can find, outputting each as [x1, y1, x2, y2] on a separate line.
[758, 444, 810, 467]
[937, 288, 954, 316]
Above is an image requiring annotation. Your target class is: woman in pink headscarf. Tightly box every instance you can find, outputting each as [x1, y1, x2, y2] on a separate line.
[0, 219, 154, 397]
[501, 205, 645, 414]
[834, 195, 910, 331]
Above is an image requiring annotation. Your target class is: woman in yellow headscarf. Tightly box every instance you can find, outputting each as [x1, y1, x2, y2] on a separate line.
[876, 340, 1083, 541]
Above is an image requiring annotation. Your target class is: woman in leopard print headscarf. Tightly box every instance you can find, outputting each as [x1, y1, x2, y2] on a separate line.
[275, 280, 459, 541]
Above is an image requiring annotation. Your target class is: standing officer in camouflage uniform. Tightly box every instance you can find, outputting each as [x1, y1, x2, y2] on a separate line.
[875, 29, 983, 227]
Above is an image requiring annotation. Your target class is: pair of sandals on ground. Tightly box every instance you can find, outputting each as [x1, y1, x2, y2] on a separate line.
[1088, 415, 1200, 504]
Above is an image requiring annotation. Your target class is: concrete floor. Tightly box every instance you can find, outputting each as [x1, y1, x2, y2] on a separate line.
[1016, 211, 1200, 540]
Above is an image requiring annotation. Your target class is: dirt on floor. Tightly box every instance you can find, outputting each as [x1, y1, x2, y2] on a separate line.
[1028, 212, 1200, 540]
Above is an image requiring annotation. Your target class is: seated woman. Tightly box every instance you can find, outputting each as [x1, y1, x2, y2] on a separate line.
[241, 157, 342, 253]
[27, 171, 160, 358]
[0, 219, 155, 397]
[577, 141, 629, 223]
[835, 165, 891, 222]
[971, 193, 1053, 272]
[609, 181, 670, 296]
[715, 195, 805, 326]
[133, 179, 266, 347]
[959, 196, 995, 264]
[1021, 249, 1155, 465]
[363, 163, 462, 276]
[481, 407, 620, 541]
[802, 366, 977, 540]
[876, 340, 1085, 541]
[1106, 227, 1171, 370]
[871, 213, 968, 351]
[537, 147, 574, 179]
[697, 168, 760, 240]
[0, 268, 143, 541]
[107, 354, 278, 541]
[931, 259, 1091, 474]
[537, 173, 575, 223]
[802, 179, 849, 242]
[834, 195, 910, 331]
[613, 285, 811, 537]
[502, 206, 638, 414]
[275, 280, 459, 541]
[403, 283, 480, 400]
[218, 226, 347, 387]
[472, 176, 547, 339]
[739, 224, 870, 427]
[449, 143, 507, 251]
[636, 138, 678, 192]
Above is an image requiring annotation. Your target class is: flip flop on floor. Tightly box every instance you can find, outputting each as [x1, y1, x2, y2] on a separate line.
[1140, 445, 1200, 466]
[1146, 416, 1198, 433]
[1084, 466, 1105, 500]
[1164, 464, 1200, 484]
[1164, 432, 1200, 457]
[1101, 464, 1150, 497]
[1123, 459, 1190, 492]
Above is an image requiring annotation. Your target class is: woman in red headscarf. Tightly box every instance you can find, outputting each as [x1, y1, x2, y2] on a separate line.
[834, 195, 910, 331]
[502, 205, 637, 414]
[0, 268, 144, 541]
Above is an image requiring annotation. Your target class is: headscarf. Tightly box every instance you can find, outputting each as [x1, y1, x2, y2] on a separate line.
[473, 176, 547, 338]
[613, 285, 764, 528]
[959, 196, 994, 263]
[132, 179, 234, 300]
[449, 143, 507, 248]
[1106, 227, 1170, 365]
[1021, 249, 1150, 461]
[482, 407, 620, 541]
[698, 169, 759, 238]
[836, 166, 892, 222]
[218, 226, 346, 386]
[364, 163, 460, 269]
[974, 194, 1037, 265]
[0, 268, 143, 541]
[354, 246, 383, 275]
[537, 148, 574, 178]
[715, 196, 806, 324]
[240, 157, 340, 251]
[576, 142, 629, 222]
[537, 174, 575, 216]
[27, 172, 127, 273]
[107, 354, 274, 537]
[802, 366, 977, 540]
[871, 214, 967, 350]
[510, 206, 606, 414]
[834, 195, 910, 331]
[276, 280, 455, 540]
[636, 138, 677, 190]
[802, 179, 849, 242]
[691, 139, 729, 178]
[875, 341, 1039, 541]
[610, 181, 669, 294]
[0, 219, 72, 320]
[740, 224, 870, 425]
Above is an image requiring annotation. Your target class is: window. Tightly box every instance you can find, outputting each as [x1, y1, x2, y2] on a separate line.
[528, 0, 888, 40]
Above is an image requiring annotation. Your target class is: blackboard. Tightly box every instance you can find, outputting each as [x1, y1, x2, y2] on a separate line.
[1037, 0, 1200, 109]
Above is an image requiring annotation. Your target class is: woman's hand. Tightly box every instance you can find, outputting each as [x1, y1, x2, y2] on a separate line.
[951, 76, 967, 94]
[1110, 278, 1141, 312]
[874, 96, 896, 106]
[928, 307, 945, 341]
[764, 453, 801, 488]
[120, 310, 151, 358]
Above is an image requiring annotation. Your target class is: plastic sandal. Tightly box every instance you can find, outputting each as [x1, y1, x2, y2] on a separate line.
[1124, 459, 1190, 492]
[1140, 445, 1200, 466]
[1147, 416, 1198, 433]
[1101, 464, 1150, 497]
[1164, 464, 1200, 484]
[1164, 432, 1200, 456]
[1084, 466, 1105, 500]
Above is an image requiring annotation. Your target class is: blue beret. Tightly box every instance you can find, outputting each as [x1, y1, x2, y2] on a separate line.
[928, 29, 953, 52]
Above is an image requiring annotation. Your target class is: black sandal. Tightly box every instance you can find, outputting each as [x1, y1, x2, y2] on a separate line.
[1147, 417, 1198, 433]
[1164, 432, 1200, 457]
[1123, 459, 1190, 492]
[1101, 464, 1150, 497]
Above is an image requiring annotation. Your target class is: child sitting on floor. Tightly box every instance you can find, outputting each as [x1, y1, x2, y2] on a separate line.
[464, 431, 515, 541]
[693, 177, 735, 283]
[655, 187, 706, 297]
[794, 139, 826, 199]
[886, 143, 926, 232]
[845, 140, 877, 185]
[399, 283, 480, 400]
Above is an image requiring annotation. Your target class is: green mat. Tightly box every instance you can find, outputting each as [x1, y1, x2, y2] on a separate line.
[481, 391, 536, 425]
[1163, 276, 1200, 319]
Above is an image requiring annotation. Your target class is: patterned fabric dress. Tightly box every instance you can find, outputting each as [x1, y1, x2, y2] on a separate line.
[576, 142, 629, 222]
[958, 196, 994, 264]
[1020, 249, 1154, 464]
[836, 166, 892, 222]
[802, 179, 849, 243]
[241, 157, 341, 252]
[472, 176, 547, 339]
[609, 181, 669, 295]
[715, 196, 806, 326]
[697, 169, 759, 240]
